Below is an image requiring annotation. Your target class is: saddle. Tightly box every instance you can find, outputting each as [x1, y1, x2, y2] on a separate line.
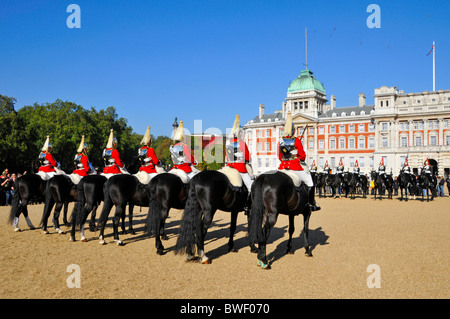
[278, 169, 301, 187]
[133, 171, 153, 185]
[218, 166, 242, 188]
[169, 168, 190, 184]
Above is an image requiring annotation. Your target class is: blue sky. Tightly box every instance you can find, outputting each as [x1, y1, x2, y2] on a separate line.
[1, 0, 449, 137]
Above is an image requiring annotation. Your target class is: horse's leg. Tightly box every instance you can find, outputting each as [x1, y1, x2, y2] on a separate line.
[53, 202, 65, 234]
[89, 205, 98, 231]
[196, 210, 214, 264]
[128, 203, 135, 235]
[286, 214, 295, 254]
[227, 211, 238, 253]
[21, 203, 35, 230]
[160, 207, 169, 241]
[303, 210, 313, 257]
[98, 198, 114, 245]
[63, 201, 69, 226]
[41, 197, 55, 234]
[113, 203, 126, 246]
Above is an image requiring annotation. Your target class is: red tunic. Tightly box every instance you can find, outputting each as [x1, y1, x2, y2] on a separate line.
[226, 138, 250, 173]
[38, 152, 58, 173]
[277, 137, 306, 171]
[171, 143, 195, 173]
[138, 146, 159, 174]
[73, 153, 90, 177]
[103, 148, 124, 174]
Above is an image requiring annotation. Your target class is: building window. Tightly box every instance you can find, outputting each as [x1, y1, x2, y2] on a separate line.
[308, 140, 314, 150]
[368, 136, 375, 148]
[258, 142, 262, 151]
[349, 138, 355, 149]
[330, 157, 336, 168]
[266, 130, 270, 137]
[415, 135, 422, 146]
[380, 101, 383, 107]
[382, 137, 388, 148]
[319, 140, 324, 149]
[339, 125, 345, 133]
[358, 137, 365, 149]
[369, 124, 375, 132]
[401, 136, 408, 147]
[304, 101, 308, 109]
[265, 142, 270, 151]
[330, 126, 336, 133]
[429, 135, 437, 146]
[318, 126, 324, 134]
[382, 122, 389, 130]
[446, 135, 450, 146]
[358, 124, 365, 132]
[386, 100, 389, 107]
[319, 157, 324, 167]
[370, 156, 374, 168]
[349, 125, 355, 133]
[265, 158, 270, 167]
[349, 157, 355, 167]
[339, 138, 345, 149]
[309, 127, 314, 135]
[294, 102, 298, 110]
[258, 158, 262, 167]
[414, 121, 423, 130]
[359, 157, 365, 167]
[257, 130, 262, 137]
[330, 139, 336, 149]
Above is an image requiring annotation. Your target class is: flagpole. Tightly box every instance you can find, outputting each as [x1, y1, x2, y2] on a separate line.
[433, 41, 435, 91]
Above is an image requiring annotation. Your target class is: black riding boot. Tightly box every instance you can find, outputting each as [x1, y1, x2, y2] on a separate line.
[308, 187, 321, 211]
[244, 193, 252, 216]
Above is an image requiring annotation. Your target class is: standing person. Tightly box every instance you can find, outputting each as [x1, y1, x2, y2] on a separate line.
[0, 170, 9, 205]
[278, 112, 320, 211]
[38, 136, 61, 178]
[446, 175, 450, 197]
[438, 176, 445, 197]
[169, 120, 199, 179]
[225, 114, 253, 213]
[102, 129, 128, 176]
[137, 126, 160, 179]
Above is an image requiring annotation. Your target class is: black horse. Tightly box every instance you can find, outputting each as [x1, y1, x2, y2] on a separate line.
[347, 173, 360, 200]
[248, 171, 312, 270]
[419, 171, 436, 202]
[98, 174, 148, 245]
[175, 170, 248, 264]
[146, 172, 189, 255]
[40, 174, 77, 234]
[370, 171, 393, 200]
[315, 172, 327, 197]
[398, 171, 415, 201]
[69, 174, 108, 242]
[359, 174, 369, 198]
[8, 174, 47, 231]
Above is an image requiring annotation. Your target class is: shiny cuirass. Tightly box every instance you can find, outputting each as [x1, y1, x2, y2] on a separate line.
[279, 138, 297, 161]
[103, 149, 115, 167]
[170, 144, 187, 165]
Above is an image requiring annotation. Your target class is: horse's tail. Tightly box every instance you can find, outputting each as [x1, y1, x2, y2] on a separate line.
[175, 181, 201, 255]
[146, 179, 160, 236]
[248, 175, 266, 245]
[8, 179, 21, 225]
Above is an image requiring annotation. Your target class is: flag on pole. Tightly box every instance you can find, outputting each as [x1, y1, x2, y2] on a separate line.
[426, 44, 434, 56]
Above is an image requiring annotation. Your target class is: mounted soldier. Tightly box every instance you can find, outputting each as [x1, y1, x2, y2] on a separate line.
[225, 114, 254, 214]
[169, 120, 199, 180]
[101, 129, 129, 177]
[137, 126, 161, 180]
[37, 135, 62, 179]
[401, 157, 411, 174]
[277, 112, 320, 211]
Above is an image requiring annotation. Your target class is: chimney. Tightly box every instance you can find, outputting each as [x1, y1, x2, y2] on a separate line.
[359, 93, 366, 107]
[330, 95, 336, 109]
[259, 103, 265, 118]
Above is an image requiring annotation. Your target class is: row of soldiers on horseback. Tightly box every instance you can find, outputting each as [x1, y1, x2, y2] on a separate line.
[9, 111, 320, 269]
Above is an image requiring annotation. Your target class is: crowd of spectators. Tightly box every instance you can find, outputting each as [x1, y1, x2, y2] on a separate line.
[1, 169, 25, 206]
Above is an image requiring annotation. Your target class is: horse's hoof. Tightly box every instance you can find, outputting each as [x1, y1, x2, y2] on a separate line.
[56, 228, 65, 234]
[115, 240, 125, 246]
[14, 227, 21, 232]
[81, 236, 88, 242]
[69, 236, 75, 242]
[156, 249, 164, 255]
[257, 260, 271, 270]
[43, 230, 49, 234]
[250, 246, 258, 254]
[305, 250, 313, 257]
[228, 246, 238, 253]
[99, 239, 106, 245]
[186, 255, 196, 263]
[286, 250, 294, 255]
[201, 257, 211, 264]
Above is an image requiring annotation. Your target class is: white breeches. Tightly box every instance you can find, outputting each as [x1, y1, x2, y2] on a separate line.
[240, 173, 253, 193]
[289, 170, 314, 187]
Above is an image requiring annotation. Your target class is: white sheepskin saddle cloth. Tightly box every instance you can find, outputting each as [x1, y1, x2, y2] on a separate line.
[218, 166, 243, 188]
[169, 168, 190, 184]
[278, 169, 301, 187]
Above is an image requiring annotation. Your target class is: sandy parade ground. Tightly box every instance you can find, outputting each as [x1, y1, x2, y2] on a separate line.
[1, 195, 449, 301]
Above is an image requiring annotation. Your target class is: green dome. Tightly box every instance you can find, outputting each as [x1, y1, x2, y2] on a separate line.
[288, 69, 326, 94]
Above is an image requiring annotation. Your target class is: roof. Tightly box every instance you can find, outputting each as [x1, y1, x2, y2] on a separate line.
[247, 111, 283, 125]
[287, 69, 326, 94]
[319, 105, 374, 118]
